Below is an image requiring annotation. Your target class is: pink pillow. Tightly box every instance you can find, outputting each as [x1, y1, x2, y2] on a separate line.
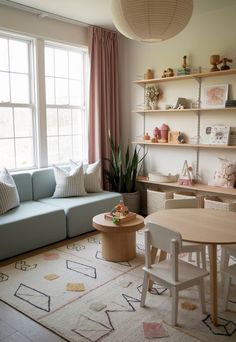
[209, 158, 236, 188]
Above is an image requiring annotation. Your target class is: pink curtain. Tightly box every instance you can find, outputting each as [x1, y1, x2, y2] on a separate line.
[88, 26, 120, 188]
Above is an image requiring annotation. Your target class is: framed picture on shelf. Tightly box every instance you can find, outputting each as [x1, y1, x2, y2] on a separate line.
[204, 124, 230, 145]
[203, 84, 228, 108]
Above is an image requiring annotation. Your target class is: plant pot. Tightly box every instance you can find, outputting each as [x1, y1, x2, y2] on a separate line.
[121, 191, 140, 214]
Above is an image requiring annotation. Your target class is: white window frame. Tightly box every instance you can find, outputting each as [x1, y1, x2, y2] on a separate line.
[44, 41, 88, 166]
[0, 31, 37, 171]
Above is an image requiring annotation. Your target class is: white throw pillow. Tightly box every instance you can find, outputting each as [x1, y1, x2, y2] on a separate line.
[208, 158, 236, 188]
[0, 168, 20, 215]
[70, 160, 103, 193]
[53, 163, 87, 198]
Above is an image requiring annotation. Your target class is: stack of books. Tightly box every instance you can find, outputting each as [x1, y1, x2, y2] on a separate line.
[225, 100, 236, 108]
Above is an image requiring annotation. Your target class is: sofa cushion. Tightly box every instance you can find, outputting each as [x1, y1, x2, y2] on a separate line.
[71, 160, 103, 193]
[39, 191, 122, 237]
[32, 168, 56, 200]
[0, 168, 20, 215]
[0, 201, 66, 260]
[53, 163, 86, 198]
[12, 172, 33, 202]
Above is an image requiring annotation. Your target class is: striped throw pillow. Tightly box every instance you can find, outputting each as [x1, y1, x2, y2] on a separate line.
[52, 163, 87, 198]
[70, 160, 103, 193]
[0, 168, 20, 215]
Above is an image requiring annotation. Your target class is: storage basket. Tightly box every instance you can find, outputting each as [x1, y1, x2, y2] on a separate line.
[204, 196, 236, 212]
[174, 191, 196, 199]
[147, 189, 173, 214]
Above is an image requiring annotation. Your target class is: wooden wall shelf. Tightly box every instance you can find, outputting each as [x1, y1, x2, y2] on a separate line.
[131, 141, 236, 150]
[133, 68, 236, 85]
[137, 176, 236, 198]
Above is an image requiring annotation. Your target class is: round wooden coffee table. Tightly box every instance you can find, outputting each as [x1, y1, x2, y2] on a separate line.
[92, 213, 144, 262]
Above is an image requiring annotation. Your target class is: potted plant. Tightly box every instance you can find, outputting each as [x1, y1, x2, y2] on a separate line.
[104, 132, 146, 213]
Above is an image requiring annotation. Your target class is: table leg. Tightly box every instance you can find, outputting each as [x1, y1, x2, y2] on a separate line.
[208, 244, 218, 326]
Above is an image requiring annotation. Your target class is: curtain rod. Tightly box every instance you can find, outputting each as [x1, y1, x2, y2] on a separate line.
[0, 0, 117, 33]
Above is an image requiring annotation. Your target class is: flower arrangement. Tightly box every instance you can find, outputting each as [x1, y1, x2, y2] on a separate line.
[145, 85, 160, 102]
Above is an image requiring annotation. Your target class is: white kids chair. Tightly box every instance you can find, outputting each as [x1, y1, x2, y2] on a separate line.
[140, 222, 209, 326]
[164, 198, 206, 269]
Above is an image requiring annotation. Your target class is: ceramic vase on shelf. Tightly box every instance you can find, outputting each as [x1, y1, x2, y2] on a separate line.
[144, 98, 150, 109]
[150, 100, 158, 110]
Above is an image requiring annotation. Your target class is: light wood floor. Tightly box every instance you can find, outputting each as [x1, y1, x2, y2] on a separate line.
[0, 231, 98, 342]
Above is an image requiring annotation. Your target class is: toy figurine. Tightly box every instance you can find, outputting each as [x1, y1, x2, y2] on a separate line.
[221, 58, 233, 70]
[153, 127, 160, 139]
[161, 68, 174, 78]
[144, 132, 150, 140]
[160, 123, 169, 143]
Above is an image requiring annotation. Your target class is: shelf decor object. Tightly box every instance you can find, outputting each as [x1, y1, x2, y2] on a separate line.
[203, 84, 228, 108]
[205, 125, 230, 145]
[111, 0, 193, 42]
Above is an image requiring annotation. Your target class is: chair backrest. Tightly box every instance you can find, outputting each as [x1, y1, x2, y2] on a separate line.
[165, 198, 198, 209]
[145, 222, 183, 281]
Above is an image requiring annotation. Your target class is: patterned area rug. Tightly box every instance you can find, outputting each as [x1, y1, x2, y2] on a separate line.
[0, 231, 235, 342]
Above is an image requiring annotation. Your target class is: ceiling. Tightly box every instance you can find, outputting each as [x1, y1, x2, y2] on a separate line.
[1, 0, 236, 30]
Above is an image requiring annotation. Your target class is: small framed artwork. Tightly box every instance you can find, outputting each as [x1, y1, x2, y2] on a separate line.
[204, 124, 230, 145]
[203, 84, 228, 108]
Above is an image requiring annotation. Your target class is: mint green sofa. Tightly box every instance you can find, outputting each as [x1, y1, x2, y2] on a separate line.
[0, 172, 66, 260]
[0, 169, 121, 260]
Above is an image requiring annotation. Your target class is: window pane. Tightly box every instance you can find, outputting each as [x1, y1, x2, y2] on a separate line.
[72, 135, 83, 161]
[69, 51, 82, 79]
[47, 136, 59, 164]
[11, 73, 29, 103]
[72, 109, 82, 134]
[0, 72, 10, 102]
[14, 108, 33, 137]
[55, 78, 68, 105]
[45, 47, 54, 77]
[0, 139, 15, 169]
[0, 107, 13, 137]
[46, 108, 58, 136]
[69, 80, 82, 105]
[0, 38, 9, 71]
[58, 109, 71, 135]
[55, 48, 68, 78]
[15, 138, 34, 168]
[59, 136, 72, 162]
[9, 40, 28, 73]
[46, 77, 55, 104]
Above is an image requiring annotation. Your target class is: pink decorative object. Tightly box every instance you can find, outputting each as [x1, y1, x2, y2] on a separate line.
[43, 252, 60, 260]
[153, 127, 160, 139]
[143, 322, 169, 338]
[160, 123, 169, 142]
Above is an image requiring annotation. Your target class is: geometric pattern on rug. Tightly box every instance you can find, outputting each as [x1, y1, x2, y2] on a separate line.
[137, 283, 168, 296]
[0, 272, 9, 282]
[72, 294, 140, 342]
[95, 251, 132, 267]
[67, 244, 86, 252]
[202, 314, 236, 336]
[66, 259, 97, 279]
[14, 283, 50, 312]
[15, 260, 37, 271]
[1, 232, 236, 342]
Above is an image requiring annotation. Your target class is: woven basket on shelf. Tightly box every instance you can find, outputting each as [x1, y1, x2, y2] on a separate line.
[147, 189, 173, 214]
[174, 191, 196, 199]
[204, 196, 236, 212]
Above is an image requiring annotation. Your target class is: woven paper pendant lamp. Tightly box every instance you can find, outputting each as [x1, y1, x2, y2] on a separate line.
[111, 0, 193, 42]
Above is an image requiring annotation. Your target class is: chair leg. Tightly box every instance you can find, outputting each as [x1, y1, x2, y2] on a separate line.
[188, 252, 193, 262]
[221, 249, 230, 287]
[201, 246, 207, 270]
[140, 272, 149, 307]
[223, 274, 231, 311]
[196, 252, 200, 267]
[197, 280, 206, 314]
[171, 287, 178, 326]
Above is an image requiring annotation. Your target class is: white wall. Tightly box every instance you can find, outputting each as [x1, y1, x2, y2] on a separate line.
[0, 4, 88, 46]
[119, 3, 236, 184]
